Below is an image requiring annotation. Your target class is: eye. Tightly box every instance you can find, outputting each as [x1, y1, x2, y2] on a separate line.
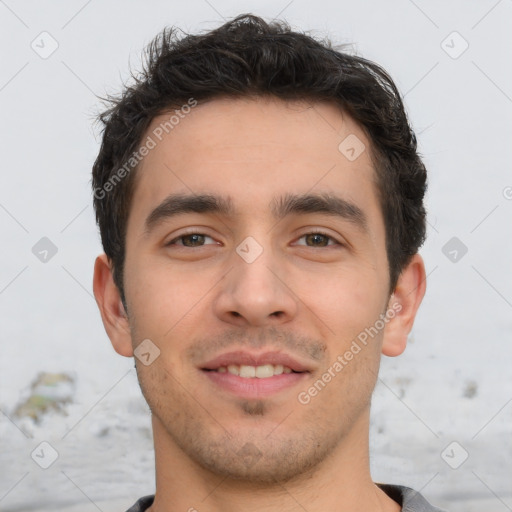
[166, 231, 340, 249]
[167, 232, 217, 247]
[295, 232, 340, 248]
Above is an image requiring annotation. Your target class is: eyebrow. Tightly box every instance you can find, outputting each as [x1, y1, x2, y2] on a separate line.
[270, 192, 367, 231]
[144, 191, 367, 234]
[144, 193, 234, 234]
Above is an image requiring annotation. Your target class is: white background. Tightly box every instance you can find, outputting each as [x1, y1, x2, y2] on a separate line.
[0, 1, 511, 511]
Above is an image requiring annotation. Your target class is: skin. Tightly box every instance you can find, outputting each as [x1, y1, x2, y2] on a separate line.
[93, 96, 426, 512]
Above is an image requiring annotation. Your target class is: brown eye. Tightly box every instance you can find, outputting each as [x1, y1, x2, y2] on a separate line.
[295, 232, 339, 247]
[168, 233, 215, 247]
[181, 234, 206, 247]
[306, 233, 329, 247]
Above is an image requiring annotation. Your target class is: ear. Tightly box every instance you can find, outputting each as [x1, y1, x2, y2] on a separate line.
[381, 254, 426, 357]
[92, 253, 133, 357]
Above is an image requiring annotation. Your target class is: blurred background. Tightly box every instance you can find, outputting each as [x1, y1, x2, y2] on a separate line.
[0, 1, 511, 510]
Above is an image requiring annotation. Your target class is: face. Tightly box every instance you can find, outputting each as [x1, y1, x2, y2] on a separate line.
[100, 96, 411, 483]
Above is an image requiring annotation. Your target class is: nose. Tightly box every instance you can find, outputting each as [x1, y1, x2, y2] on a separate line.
[212, 242, 298, 327]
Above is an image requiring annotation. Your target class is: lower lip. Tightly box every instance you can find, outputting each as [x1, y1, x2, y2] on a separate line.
[202, 370, 308, 398]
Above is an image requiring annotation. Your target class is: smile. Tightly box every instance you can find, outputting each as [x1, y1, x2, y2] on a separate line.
[208, 364, 296, 378]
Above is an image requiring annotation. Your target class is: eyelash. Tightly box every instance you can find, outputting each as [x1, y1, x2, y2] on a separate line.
[167, 230, 341, 248]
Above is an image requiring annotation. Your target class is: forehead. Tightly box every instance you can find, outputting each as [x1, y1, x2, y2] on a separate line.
[127, 96, 382, 231]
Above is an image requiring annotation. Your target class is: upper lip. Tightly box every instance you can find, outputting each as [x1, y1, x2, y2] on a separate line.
[200, 350, 313, 373]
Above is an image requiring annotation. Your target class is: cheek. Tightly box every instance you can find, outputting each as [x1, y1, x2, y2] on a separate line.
[135, 357, 189, 423]
[125, 258, 193, 330]
[302, 266, 386, 341]
[125, 259, 222, 367]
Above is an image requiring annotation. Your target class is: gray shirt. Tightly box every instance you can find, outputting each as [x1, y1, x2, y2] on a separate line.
[125, 484, 447, 511]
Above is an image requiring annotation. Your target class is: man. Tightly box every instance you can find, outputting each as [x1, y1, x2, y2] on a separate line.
[92, 13, 445, 512]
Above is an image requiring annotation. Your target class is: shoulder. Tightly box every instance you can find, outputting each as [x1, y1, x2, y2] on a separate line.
[377, 483, 448, 512]
[124, 495, 155, 512]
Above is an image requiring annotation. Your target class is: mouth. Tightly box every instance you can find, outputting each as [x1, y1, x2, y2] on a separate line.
[204, 363, 299, 378]
[200, 351, 312, 398]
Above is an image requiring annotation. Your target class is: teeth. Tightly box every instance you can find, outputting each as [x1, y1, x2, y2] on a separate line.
[255, 364, 273, 378]
[273, 364, 284, 375]
[239, 365, 256, 378]
[227, 365, 238, 375]
[217, 364, 294, 378]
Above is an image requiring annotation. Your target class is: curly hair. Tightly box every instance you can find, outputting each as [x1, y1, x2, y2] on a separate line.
[92, 13, 427, 306]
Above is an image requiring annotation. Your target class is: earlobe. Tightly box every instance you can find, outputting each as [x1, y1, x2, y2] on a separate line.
[92, 254, 134, 357]
[381, 254, 426, 357]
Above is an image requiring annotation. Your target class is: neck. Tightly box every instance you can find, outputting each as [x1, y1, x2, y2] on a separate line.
[147, 410, 400, 512]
